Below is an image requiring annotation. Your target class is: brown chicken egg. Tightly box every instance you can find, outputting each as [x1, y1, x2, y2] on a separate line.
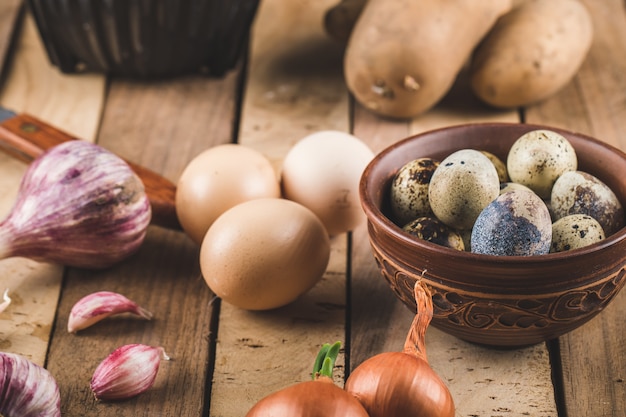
[200, 198, 331, 310]
[176, 144, 280, 244]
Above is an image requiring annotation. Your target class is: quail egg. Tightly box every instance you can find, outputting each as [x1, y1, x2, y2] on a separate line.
[550, 170, 624, 236]
[471, 189, 552, 256]
[390, 157, 440, 226]
[507, 130, 577, 199]
[550, 214, 605, 253]
[499, 182, 533, 195]
[429, 149, 500, 230]
[403, 216, 465, 251]
[481, 151, 509, 183]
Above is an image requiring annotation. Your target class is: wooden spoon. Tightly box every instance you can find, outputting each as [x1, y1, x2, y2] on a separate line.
[0, 112, 181, 230]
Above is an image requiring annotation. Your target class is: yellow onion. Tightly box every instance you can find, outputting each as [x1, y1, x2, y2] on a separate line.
[345, 281, 456, 417]
[246, 342, 369, 417]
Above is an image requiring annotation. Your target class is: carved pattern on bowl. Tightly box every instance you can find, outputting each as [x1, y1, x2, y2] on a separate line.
[372, 250, 626, 333]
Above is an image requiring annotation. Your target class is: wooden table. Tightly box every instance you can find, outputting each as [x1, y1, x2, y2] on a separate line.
[0, 1, 625, 416]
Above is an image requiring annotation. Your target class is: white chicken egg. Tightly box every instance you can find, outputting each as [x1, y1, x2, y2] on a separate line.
[281, 130, 375, 236]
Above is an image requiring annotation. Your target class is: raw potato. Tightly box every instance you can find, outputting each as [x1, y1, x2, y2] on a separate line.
[470, 0, 594, 108]
[323, 0, 368, 43]
[344, 0, 513, 119]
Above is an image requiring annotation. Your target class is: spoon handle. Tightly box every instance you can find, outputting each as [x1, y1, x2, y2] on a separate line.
[0, 113, 181, 231]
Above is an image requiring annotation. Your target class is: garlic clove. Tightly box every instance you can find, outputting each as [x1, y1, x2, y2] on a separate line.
[0, 288, 10, 313]
[90, 344, 170, 401]
[0, 352, 61, 417]
[68, 291, 153, 333]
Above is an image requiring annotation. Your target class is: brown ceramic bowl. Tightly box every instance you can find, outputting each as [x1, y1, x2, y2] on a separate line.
[360, 123, 626, 347]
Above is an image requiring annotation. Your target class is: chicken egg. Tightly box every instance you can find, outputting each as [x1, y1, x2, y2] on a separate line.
[176, 144, 280, 244]
[281, 130, 375, 236]
[200, 198, 331, 310]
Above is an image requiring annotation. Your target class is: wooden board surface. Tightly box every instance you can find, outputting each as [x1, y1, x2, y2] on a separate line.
[0, 10, 104, 366]
[0, 0, 624, 416]
[525, 1, 626, 416]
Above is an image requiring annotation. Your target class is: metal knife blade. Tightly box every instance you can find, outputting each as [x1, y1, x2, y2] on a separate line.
[0, 106, 181, 230]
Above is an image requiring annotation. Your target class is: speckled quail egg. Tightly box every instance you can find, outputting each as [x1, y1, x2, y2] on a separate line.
[390, 157, 440, 226]
[481, 151, 508, 183]
[402, 217, 465, 251]
[550, 170, 625, 236]
[471, 189, 552, 256]
[499, 182, 533, 195]
[550, 214, 605, 253]
[429, 149, 500, 230]
[507, 130, 577, 199]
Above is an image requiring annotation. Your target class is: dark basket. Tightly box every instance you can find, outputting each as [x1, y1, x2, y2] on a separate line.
[27, 0, 260, 78]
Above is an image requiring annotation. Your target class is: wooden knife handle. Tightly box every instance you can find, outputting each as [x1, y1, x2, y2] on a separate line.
[0, 113, 181, 231]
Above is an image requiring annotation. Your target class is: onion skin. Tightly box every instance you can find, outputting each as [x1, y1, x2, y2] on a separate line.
[246, 376, 370, 417]
[246, 342, 369, 417]
[345, 281, 455, 417]
[0, 141, 151, 269]
[0, 352, 61, 417]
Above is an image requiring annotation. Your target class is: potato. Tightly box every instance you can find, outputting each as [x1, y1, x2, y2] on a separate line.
[469, 0, 593, 108]
[323, 0, 367, 44]
[343, 0, 513, 119]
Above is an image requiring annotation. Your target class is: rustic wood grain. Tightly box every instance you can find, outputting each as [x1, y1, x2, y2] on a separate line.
[0, 11, 104, 366]
[526, 1, 626, 416]
[209, 0, 351, 415]
[1, 0, 624, 416]
[44, 71, 242, 415]
[0, 0, 22, 81]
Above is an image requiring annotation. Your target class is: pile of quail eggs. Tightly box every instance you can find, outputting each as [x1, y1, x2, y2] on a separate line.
[389, 129, 625, 255]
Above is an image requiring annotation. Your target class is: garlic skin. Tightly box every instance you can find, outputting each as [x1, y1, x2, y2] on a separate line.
[0, 288, 10, 313]
[0, 352, 61, 417]
[68, 291, 153, 333]
[0, 141, 151, 269]
[91, 344, 170, 401]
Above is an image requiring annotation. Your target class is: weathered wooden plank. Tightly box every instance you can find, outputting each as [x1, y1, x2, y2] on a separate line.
[0, 0, 22, 79]
[209, 0, 350, 415]
[350, 68, 558, 415]
[526, 1, 626, 416]
[0, 11, 105, 366]
[45, 70, 242, 415]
